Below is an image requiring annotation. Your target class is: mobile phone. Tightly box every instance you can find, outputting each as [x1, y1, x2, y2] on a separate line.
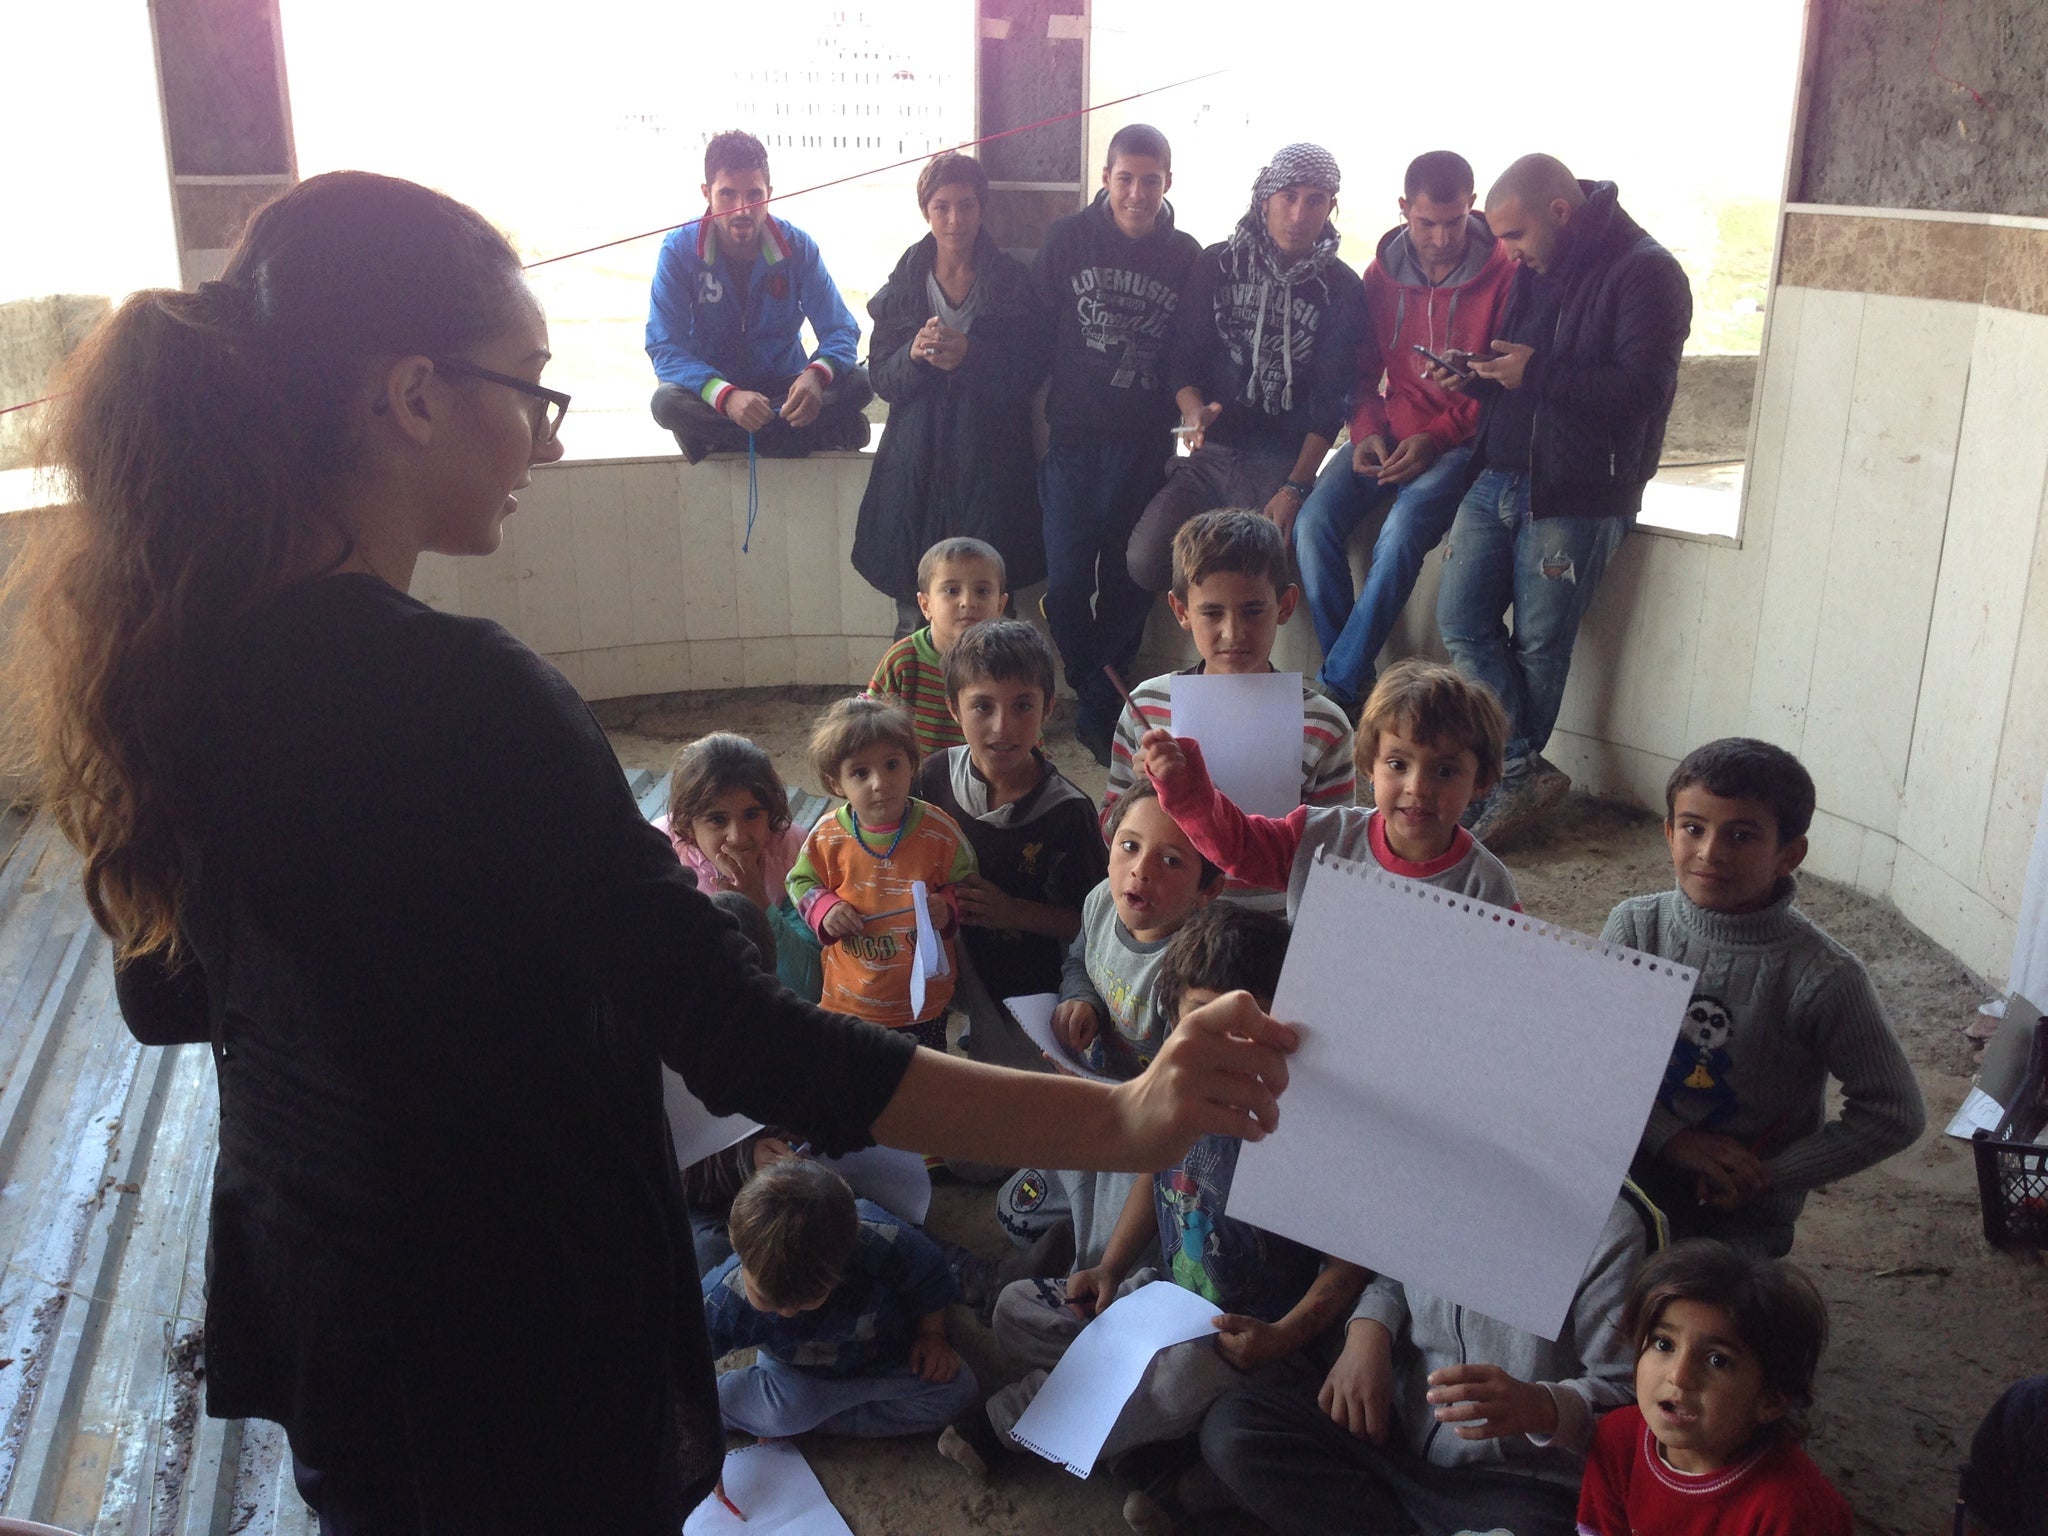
[1411, 342, 1473, 378]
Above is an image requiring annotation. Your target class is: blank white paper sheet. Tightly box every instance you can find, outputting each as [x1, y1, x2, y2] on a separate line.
[683, 1441, 852, 1535]
[1168, 671, 1305, 818]
[1004, 992, 1119, 1083]
[1229, 853, 1697, 1339]
[1007, 1280, 1221, 1477]
[662, 1070, 762, 1171]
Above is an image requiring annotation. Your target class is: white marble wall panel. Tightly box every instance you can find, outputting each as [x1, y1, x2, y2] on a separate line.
[511, 467, 583, 655]
[731, 461, 793, 638]
[1898, 306, 2048, 889]
[621, 462, 688, 647]
[1746, 288, 1865, 753]
[1984, 512, 2048, 919]
[568, 464, 634, 652]
[409, 552, 460, 612]
[1797, 295, 1975, 835]
[678, 464, 739, 641]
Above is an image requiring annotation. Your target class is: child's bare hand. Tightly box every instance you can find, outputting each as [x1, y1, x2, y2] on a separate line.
[821, 903, 866, 942]
[1214, 1313, 1293, 1372]
[751, 1136, 796, 1170]
[1136, 728, 1190, 788]
[1425, 1363, 1558, 1441]
[712, 845, 770, 909]
[950, 874, 1013, 929]
[1064, 1264, 1122, 1318]
[924, 890, 955, 931]
[1320, 1320, 1395, 1444]
[1662, 1129, 1771, 1208]
[1051, 999, 1103, 1055]
[908, 1333, 961, 1383]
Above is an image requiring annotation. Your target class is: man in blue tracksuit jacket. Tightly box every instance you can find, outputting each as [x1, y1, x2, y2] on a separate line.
[646, 130, 873, 462]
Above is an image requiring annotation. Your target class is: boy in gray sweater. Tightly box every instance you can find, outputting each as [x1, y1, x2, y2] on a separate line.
[1609, 737, 1925, 1257]
[1202, 1185, 1662, 1536]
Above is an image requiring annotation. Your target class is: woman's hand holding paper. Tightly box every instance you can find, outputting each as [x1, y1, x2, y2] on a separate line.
[1109, 989, 1294, 1164]
[1424, 1362, 1559, 1441]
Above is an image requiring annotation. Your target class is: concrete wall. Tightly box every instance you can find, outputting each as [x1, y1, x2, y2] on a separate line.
[0, 298, 107, 472]
[1798, 0, 2046, 215]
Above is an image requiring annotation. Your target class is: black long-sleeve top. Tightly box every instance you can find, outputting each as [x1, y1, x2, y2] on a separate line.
[114, 573, 914, 1532]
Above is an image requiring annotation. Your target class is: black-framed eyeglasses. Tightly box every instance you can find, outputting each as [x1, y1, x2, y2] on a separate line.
[430, 357, 571, 445]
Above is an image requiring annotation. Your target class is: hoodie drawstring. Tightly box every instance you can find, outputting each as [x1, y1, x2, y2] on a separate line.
[1247, 279, 1270, 404]
[1280, 284, 1295, 411]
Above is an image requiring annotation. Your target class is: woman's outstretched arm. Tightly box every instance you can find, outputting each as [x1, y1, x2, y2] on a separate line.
[871, 989, 1295, 1173]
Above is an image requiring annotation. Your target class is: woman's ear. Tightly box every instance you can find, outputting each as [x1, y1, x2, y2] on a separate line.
[375, 356, 440, 446]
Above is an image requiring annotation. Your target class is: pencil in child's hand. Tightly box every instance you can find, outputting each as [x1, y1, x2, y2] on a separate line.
[1102, 664, 1143, 724]
[716, 1480, 746, 1522]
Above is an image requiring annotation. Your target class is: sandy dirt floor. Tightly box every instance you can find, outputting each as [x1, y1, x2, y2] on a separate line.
[601, 687, 2048, 1536]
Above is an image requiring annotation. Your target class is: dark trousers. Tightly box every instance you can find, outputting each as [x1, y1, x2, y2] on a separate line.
[650, 365, 873, 463]
[1040, 436, 1173, 734]
[1201, 1384, 1581, 1536]
[1125, 441, 1297, 593]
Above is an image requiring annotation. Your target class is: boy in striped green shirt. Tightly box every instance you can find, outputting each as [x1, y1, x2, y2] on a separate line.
[869, 537, 1008, 758]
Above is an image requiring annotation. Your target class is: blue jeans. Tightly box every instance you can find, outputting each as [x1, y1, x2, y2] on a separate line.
[716, 1356, 980, 1439]
[1295, 443, 1474, 707]
[1435, 468, 1626, 764]
[1041, 437, 1173, 730]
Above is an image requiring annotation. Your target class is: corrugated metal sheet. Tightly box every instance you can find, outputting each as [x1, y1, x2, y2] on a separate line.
[0, 770, 673, 1533]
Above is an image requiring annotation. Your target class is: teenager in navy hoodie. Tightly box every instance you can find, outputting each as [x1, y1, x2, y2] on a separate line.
[1031, 124, 1202, 764]
[1294, 151, 1514, 715]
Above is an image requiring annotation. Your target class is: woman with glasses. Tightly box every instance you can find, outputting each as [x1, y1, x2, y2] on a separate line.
[2, 171, 1294, 1534]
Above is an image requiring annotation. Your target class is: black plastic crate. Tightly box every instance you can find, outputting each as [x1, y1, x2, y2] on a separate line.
[1972, 1128, 2048, 1248]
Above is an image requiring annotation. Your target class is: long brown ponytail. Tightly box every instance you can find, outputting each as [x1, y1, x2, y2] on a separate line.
[1, 171, 526, 960]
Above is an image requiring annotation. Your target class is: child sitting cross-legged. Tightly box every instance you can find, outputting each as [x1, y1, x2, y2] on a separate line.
[946, 906, 1367, 1521]
[1201, 1181, 1664, 1536]
[1139, 656, 1520, 922]
[868, 536, 1009, 759]
[1610, 738, 1925, 1257]
[992, 779, 1221, 1275]
[1101, 508, 1355, 914]
[701, 1157, 979, 1441]
[788, 695, 976, 1052]
[1577, 1239, 1853, 1535]
[913, 618, 1107, 1069]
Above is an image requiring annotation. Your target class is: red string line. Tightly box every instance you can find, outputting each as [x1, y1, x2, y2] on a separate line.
[0, 68, 1225, 420]
[1929, 0, 1987, 107]
[522, 68, 1225, 269]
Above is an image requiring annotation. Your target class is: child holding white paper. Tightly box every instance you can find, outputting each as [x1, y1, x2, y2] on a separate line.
[1608, 738, 1924, 1257]
[1101, 509, 1354, 914]
[948, 906, 1363, 1511]
[788, 695, 977, 1051]
[702, 1158, 980, 1441]
[993, 781, 1224, 1263]
[1202, 1183, 1662, 1536]
[1141, 657, 1520, 922]
[913, 619, 1107, 1066]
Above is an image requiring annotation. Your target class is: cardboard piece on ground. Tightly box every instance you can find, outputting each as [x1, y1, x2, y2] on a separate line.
[684, 1441, 852, 1534]
[1007, 1280, 1221, 1477]
[1003, 992, 1119, 1083]
[662, 1069, 762, 1170]
[817, 1143, 932, 1225]
[1167, 671, 1304, 818]
[1228, 852, 1696, 1340]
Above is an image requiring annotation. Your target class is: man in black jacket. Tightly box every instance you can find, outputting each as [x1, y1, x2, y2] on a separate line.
[1434, 154, 1692, 844]
[1033, 123, 1202, 763]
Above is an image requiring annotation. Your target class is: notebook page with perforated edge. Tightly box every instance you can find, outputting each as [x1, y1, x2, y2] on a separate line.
[683, 1440, 853, 1534]
[1231, 851, 1697, 1339]
[1006, 1280, 1222, 1477]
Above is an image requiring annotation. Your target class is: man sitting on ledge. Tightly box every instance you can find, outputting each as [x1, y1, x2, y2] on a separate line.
[646, 129, 874, 463]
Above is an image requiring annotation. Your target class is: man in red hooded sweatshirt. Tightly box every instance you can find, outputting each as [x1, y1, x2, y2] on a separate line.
[1292, 151, 1514, 717]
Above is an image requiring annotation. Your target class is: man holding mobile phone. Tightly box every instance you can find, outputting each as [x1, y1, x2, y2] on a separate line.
[1292, 151, 1515, 719]
[1431, 153, 1691, 846]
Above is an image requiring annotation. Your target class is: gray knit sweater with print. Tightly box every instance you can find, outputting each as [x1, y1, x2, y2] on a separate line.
[1603, 879, 1925, 1228]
